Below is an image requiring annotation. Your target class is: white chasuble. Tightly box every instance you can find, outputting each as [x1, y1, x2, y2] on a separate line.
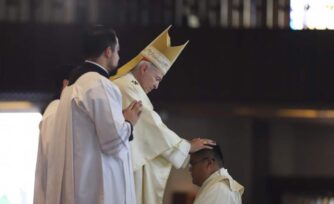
[113, 73, 191, 204]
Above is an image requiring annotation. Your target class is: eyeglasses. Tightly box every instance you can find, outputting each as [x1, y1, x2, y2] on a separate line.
[188, 157, 211, 169]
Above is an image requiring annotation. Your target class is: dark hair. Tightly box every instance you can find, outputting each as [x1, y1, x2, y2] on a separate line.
[192, 145, 224, 167]
[54, 64, 77, 99]
[83, 25, 118, 59]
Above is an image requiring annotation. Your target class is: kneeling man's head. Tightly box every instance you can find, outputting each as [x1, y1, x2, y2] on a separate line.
[189, 145, 224, 187]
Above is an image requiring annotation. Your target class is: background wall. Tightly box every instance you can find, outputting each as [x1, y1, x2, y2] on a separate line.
[1, 24, 334, 106]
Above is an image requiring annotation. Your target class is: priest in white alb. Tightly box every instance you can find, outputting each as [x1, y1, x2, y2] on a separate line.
[44, 25, 142, 204]
[111, 26, 216, 204]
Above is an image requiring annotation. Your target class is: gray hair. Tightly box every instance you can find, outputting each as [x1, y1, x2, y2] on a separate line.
[131, 60, 158, 75]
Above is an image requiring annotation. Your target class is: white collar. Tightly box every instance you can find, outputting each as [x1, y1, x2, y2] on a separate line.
[200, 167, 244, 194]
[85, 60, 109, 74]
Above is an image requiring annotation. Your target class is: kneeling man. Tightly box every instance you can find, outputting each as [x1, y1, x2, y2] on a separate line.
[190, 145, 244, 204]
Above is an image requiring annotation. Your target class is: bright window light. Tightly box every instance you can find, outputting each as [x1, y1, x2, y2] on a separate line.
[0, 112, 42, 204]
[290, 0, 334, 30]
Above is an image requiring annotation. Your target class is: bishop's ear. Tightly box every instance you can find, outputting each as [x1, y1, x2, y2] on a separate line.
[139, 62, 149, 74]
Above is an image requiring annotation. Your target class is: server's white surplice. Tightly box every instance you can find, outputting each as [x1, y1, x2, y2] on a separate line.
[45, 72, 135, 204]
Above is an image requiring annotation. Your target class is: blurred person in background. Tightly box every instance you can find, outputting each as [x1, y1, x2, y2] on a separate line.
[34, 64, 75, 204]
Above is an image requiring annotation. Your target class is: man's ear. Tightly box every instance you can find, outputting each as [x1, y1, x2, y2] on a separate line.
[139, 62, 149, 74]
[104, 46, 113, 58]
[207, 158, 215, 169]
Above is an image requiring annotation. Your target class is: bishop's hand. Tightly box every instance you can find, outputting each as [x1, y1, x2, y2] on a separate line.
[189, 138, 216, 153]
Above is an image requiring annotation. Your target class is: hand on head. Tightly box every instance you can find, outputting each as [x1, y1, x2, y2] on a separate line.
[123, 100, 142, 125]
[189, 138, 216, 153]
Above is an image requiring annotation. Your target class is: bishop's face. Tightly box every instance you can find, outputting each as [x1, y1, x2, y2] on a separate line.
[138, 62, 164, 94]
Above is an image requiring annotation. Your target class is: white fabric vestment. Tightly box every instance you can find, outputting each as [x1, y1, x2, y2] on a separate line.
[113, 73, 191, 204]
[45, 72, 136, 204]
[194, 168, 244, 204]
[34, 100, 59, 204]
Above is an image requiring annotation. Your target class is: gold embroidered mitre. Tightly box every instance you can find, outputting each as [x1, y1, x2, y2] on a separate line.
[110, 25, 189, 80]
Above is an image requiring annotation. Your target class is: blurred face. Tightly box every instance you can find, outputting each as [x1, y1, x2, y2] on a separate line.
[189, 154, 211, 187]
[137, 62, 163, 94]
[62, 79, 69, 90]
[108, 37, 120, 71]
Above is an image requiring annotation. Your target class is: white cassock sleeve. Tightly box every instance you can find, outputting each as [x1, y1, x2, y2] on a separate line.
[78, 79, 132, 155]
[161, 139, 191, 169]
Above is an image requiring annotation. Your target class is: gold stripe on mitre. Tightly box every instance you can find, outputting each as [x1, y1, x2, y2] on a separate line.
[110, 25, 189, 80]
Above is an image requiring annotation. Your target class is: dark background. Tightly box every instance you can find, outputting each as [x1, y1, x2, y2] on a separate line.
[1, 23, 334, 106]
